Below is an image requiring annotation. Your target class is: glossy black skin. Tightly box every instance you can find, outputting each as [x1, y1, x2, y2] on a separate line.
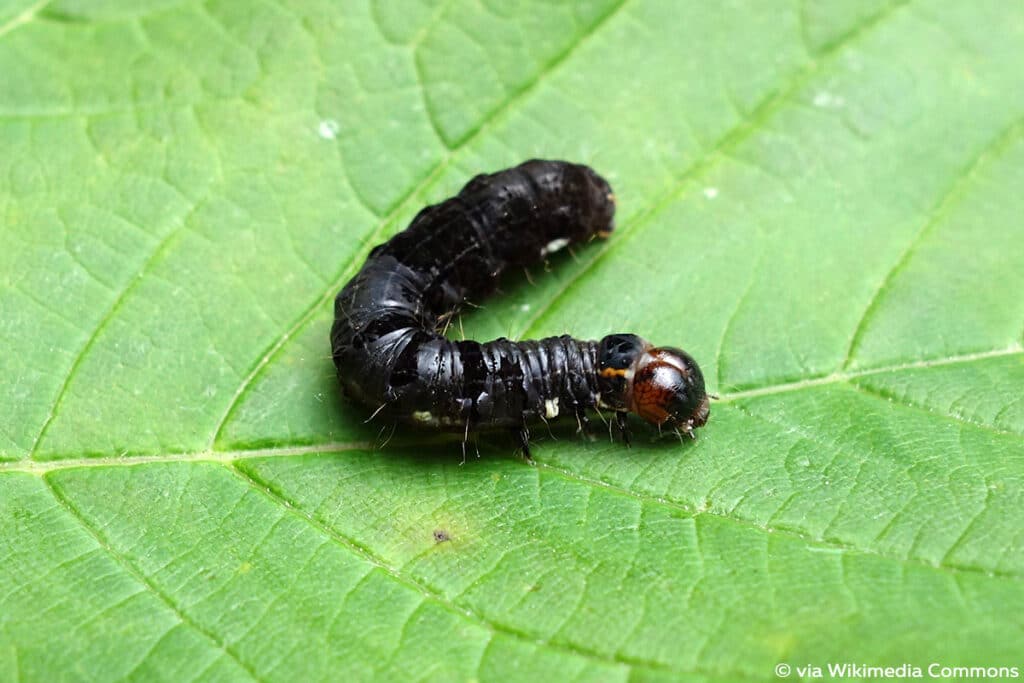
[332, 160, 614, 433]
[596, 334, 646, 405]
[330, 159, 708, 452]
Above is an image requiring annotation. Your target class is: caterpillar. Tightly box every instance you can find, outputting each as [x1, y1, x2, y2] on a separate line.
[330, 159, 709, 458]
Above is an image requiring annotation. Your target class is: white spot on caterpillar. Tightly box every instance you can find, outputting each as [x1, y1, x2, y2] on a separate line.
[544, 398, 559, 419]
[412, 410, 434, 424]
[703, 187, 718, 200]
[541, 237, 570, 256]
[318, 119, 340, 139]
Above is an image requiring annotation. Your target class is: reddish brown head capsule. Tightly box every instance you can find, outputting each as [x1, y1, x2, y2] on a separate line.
[631, 347, 709, 432]
[597, 334, 709, 435]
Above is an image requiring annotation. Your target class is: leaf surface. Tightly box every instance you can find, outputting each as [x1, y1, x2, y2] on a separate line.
[2, 0, 1023, 680]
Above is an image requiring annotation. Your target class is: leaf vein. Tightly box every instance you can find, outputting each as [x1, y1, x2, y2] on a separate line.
[228, 460, 687, 674]
[535, 455, 1024, 582]
[841, 116, 1024, 369]
[0, 0, 51, 40]
[5, 347, 1021, 472]
[29, 194, 214, 459]
[208, 0, 631, 448]
[41, 475, 263, 682]
[517, 0, 912, 339]
[846, 380, 1023, 438]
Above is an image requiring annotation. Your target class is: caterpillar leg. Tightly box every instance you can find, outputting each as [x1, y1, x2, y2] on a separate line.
[615, 411, 632, 447]
[457, 400, 477, 465]
[512, 426, 534, 463]
[363, 402, 388, 424]
[460, 416, 472, 465]
[574, 406, 592, 437]
[375, 421, 397, 450]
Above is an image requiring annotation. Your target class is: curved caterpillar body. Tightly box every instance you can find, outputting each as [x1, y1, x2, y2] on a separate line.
[331, 160, 709, 456]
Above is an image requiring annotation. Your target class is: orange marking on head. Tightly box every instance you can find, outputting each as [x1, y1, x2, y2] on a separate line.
[599, 367, 627, 378]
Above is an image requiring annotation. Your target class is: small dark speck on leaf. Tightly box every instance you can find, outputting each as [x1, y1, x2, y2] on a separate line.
[433, 529, 451, 543]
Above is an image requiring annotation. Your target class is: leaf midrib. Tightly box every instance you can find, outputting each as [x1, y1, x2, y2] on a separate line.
[5, 1, 1021, 678]
[27, 431, 1021, 682]
[8, 344, 1019, 472]
[7, 346, 1021, 613]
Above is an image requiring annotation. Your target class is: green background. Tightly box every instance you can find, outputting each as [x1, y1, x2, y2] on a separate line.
[2, 0, 1023, 680]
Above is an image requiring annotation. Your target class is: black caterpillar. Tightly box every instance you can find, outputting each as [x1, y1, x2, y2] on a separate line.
[331, 160, 709, 457]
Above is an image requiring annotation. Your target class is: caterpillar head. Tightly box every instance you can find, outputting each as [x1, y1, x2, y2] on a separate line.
[597, 334, 709, 436]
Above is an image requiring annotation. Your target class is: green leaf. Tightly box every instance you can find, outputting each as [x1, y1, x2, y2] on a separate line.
[2, 0, 1023, 680]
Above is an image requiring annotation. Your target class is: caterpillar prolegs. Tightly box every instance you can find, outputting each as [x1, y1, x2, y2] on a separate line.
[330, 160, 709, 458]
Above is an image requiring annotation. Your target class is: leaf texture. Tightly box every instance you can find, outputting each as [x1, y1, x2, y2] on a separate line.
[1, 0, 1023, 680]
